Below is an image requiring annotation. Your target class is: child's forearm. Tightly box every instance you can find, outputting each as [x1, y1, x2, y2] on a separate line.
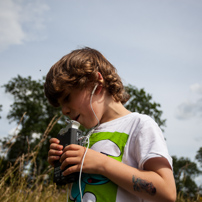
[99, 154, 176, 202]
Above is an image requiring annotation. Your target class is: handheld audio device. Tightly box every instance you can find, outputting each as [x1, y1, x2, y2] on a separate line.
[53, 120, 83, 185]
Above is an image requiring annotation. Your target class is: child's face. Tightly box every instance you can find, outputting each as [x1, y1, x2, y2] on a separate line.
[58, 86, 103, 129]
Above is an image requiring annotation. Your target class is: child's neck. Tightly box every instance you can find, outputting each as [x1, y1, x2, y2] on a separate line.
[100, 99, 131, 124]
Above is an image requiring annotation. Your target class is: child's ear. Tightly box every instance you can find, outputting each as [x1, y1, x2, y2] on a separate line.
[97, 72, 104, 85]
[95, 72, 103, 94]
[95, 85, 103, 95]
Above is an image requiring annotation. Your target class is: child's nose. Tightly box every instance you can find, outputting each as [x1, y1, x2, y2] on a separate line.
[62, 105, 70, 115]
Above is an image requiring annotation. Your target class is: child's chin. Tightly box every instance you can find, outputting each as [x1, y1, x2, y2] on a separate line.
[83, 123, 95, 129]
[84, 125, 91, 129]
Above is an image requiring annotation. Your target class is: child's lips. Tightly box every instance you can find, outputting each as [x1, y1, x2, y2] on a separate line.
[74, 114, 80, 121]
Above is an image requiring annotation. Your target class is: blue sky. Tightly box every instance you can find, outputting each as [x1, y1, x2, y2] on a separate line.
[0, 0, 202, 175]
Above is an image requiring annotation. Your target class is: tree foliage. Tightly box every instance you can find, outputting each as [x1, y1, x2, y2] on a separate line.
[125, 84, 166, 131]
[1, 75, 64, 174]
[172, 156, 201, 198]
[196, 147, 202, 168]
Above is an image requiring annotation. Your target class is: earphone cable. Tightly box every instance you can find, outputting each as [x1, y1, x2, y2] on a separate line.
[78, 86, 99, 202]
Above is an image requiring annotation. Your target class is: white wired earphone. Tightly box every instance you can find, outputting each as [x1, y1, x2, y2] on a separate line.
[78, 84, 99, 202]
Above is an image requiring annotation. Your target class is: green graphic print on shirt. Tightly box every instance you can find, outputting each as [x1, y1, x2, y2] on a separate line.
[68, 131, 129, 202]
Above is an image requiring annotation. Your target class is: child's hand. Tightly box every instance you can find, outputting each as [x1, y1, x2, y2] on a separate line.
[60, 144, 106, 176]
[48, 138, 63, 167]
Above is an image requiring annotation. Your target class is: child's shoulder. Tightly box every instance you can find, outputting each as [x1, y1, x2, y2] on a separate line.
[96, 112, 157, 133]
[114, 112, 156, 126]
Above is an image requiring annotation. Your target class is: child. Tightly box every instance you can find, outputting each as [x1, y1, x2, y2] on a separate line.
[44, 47, 176, 202]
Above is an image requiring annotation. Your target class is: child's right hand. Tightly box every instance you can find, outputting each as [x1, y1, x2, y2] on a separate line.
[48, 138, 63, 167]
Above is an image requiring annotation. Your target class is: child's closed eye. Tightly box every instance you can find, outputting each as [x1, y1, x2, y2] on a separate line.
[64, 94, 70, 102]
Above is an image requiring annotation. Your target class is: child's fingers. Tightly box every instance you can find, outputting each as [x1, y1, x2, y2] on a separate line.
[48, 149, 63, 157]
[50, 143, 63, 151]
[60, 145, 85, 170]
[48, 156, 60, 167]
[60, 156, 80, 170]
[48, 139, 63, 167]
[62, 164, 80, 176]
[63, 144, 81, 152]
[60, 150, 78, 162]
[48, 149, 63, 166]
[60, 153, 81, 171]
[49, 137, 60, 144]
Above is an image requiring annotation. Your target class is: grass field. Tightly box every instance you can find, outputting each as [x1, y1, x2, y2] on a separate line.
[0, 116, 201, 202]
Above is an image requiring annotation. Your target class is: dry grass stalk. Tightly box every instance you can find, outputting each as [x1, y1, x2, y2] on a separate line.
[3, 112, 27, 155]
[0, 113, 68, 202]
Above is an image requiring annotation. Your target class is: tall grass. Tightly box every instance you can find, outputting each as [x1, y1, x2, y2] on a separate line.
[177, 192, 202, 202]
[0, 115, 201, 202]
[0, 114, 69, 202]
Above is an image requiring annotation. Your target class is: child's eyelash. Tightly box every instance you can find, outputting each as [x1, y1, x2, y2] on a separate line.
[64, 94, 70, 101]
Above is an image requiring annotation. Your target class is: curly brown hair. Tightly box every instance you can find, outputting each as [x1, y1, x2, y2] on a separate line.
[44, 47, 129, 107]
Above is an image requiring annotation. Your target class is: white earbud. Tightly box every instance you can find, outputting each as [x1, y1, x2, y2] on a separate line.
[91, 84, 98, 95]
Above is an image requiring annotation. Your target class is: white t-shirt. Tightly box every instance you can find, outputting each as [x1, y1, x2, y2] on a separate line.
[68, 113, 172, 202]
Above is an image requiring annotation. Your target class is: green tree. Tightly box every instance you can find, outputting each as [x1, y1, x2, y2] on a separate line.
[172, 155, 201, 198]
[125, 84, 166, 130]
[195, 147, 202, 196]
[0, 104, 2, 119]
[196, 147, 202, 168]
[1, 75, 64, 175]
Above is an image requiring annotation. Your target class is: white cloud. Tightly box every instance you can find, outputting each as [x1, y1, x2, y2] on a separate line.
[176, 99, 202, 120]
[190, 83, 202, 94]
[0, 0, 49, 52]
[176, 84, 202, 120]
[176, 101, 195, 119]
[0, 0, 24, 51]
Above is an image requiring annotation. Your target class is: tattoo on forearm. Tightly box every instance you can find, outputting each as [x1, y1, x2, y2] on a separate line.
[132, 175, 156, 196]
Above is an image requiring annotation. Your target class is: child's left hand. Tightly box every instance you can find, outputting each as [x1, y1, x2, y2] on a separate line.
[60, 144, 106, 176]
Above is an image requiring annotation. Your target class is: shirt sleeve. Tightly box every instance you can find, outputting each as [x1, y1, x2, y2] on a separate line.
[134, 117, 173, 170]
